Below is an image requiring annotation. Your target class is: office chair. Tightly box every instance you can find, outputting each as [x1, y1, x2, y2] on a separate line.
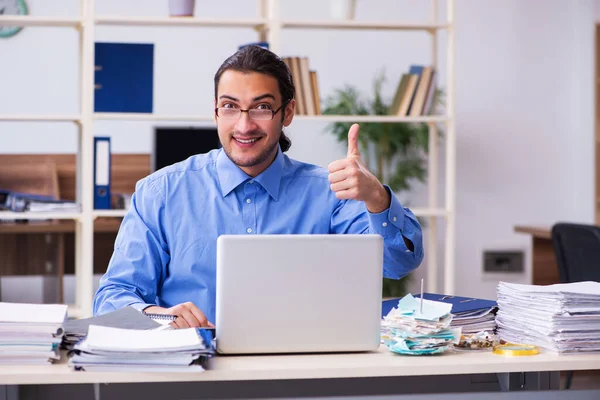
[551, 222, 600, 389]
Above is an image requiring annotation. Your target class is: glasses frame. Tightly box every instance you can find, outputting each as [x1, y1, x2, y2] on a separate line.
[215, 99, 291, 121]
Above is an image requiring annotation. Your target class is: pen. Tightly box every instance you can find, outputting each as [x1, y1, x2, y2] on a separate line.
[420, 278, 424, 314]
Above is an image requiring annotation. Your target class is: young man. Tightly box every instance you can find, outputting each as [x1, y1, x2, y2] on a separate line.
[93, 46, 424, 328]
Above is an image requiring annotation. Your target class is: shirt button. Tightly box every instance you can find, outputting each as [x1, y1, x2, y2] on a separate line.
[247, 228, 253, 233]
[393, 216, 397, 222]
[246, 198, 251, 203]
[382, 222, 388, 227]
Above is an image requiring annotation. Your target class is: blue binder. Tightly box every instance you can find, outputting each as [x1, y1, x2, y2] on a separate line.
[382, 293, 497, 319]
[94, 42, 154, 113]
[93, 137, 111, 210]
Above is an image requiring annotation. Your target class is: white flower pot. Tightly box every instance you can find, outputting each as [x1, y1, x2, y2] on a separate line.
[330, 0, 357, 20]
[169, 0, 195, 17]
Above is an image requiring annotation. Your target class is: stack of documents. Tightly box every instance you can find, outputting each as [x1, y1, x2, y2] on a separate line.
[62, 306, 162, 350]
[418, 294, 497, 335]
[0, 302, 68, 364]
[382, 294, 497, 335]
[68, 325, 215, 372]
[496, 281, 600, 353]
[381, 294, 461, 355]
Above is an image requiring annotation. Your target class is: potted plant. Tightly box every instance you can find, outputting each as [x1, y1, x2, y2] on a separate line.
[322, 71, 444, 298]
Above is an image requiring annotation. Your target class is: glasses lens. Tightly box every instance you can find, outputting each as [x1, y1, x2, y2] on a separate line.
[248, 109, 273, 120]
[218, 108, 240, 119]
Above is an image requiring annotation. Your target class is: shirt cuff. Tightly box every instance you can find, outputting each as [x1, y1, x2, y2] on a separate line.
[368, 185, 407, 238]
[128, 302, 156, 313]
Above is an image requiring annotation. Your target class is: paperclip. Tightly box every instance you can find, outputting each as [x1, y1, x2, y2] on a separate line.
[440, 295, 454, 300]
[460, 298, 476, 303]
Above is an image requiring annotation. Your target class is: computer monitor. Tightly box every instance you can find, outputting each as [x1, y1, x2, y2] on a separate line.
[152, 127, 221, 172]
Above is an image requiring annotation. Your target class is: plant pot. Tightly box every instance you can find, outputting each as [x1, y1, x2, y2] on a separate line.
[330, 0, 357, 20]
[169, 0, 195, 17]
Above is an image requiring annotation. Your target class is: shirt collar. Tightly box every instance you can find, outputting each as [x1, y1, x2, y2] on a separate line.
[217, 147, 284, 200]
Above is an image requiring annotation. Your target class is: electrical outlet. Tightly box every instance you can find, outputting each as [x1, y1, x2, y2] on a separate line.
[483, 251, 524, 273]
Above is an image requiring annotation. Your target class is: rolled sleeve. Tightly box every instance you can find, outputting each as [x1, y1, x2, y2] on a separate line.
[92, 177, 170, 316]
[332, 185, 424, 280]
[369, 186, 423, 279]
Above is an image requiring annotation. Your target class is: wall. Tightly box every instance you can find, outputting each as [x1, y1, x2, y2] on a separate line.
[0, 0, 597, 302]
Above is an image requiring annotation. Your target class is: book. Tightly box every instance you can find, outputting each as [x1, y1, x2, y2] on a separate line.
[409, 66, 434, 116]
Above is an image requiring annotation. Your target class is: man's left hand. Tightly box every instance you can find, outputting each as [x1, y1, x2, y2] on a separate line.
[328, 124, 391, 214]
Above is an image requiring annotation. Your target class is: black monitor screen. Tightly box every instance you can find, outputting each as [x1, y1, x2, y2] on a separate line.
[153, 127, 221, 171]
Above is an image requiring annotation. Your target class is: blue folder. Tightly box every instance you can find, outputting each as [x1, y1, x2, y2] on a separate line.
[382, 293, 497, 319]
[94, 42, 154, 113]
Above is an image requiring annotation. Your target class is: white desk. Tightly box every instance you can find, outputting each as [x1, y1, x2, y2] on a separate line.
[1, 348, 600, 399]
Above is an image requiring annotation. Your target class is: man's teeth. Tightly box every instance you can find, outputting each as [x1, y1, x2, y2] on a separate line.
[236, 138, 259, 144]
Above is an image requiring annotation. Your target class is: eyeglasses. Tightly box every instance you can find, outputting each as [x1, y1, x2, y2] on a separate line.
[215, 100, 290, 121]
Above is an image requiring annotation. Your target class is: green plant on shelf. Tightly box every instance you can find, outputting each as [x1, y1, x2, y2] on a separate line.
[322, 70, 444, 298]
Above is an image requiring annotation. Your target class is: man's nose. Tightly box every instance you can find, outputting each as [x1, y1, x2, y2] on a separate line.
[235, 111, 257, 134]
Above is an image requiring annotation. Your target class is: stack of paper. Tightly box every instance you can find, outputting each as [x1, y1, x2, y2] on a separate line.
[414, 294, 497, 335]
[62, 306, 163, 350]
[0, 302, 68, 364]
[382, 294, 461, 355]
[496, 281, 600, 353]
[68, 325, 215, 372]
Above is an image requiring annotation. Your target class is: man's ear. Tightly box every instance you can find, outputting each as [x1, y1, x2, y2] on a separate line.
[283, 99, 295, 127]
[213, 98, 217, 125]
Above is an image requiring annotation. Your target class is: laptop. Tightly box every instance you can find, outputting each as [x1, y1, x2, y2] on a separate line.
[215, 234, 383, 354]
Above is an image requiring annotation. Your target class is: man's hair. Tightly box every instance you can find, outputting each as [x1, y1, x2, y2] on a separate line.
[214, 45, 294, 152]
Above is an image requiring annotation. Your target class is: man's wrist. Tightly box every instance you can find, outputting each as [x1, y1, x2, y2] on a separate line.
[365, 185, 390, 214]
[143, 305, 166, 314]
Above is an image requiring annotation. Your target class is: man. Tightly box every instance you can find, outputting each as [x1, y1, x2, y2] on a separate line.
[93, 45, 424, 328]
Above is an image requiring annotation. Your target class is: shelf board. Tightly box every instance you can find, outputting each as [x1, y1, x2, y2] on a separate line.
[0, 211, 82, 221]
[93, 210, 127, 218]
[281, 20, 449, 31]
[94, 113, 449, 123]
[95, 16, 267, 28]
[0, 218, 122, 234]
[93, 113, 214, 122]
[411, 208, 449, 217]
[0, 115, 81, 122]
[296, 115, 450, 123]
[0, 16, 81, 27]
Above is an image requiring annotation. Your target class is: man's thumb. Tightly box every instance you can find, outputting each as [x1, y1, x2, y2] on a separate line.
[347, 124, 361, 158]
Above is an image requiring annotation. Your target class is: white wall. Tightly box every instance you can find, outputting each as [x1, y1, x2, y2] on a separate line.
[0, 0, 597, 302]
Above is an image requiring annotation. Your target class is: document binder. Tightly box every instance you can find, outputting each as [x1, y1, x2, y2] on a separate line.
[93, 137, 111, 210]
[382, 293, 497, 318]
[94, 42, 154, 113]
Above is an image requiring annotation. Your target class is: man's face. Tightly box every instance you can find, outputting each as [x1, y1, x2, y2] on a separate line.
[215, 70, 294, 177]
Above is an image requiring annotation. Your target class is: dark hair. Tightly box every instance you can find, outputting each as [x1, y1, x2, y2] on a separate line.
[214, 46, 294, 152]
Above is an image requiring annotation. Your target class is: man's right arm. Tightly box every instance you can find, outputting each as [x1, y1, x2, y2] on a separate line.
[92, 177, 170, 316]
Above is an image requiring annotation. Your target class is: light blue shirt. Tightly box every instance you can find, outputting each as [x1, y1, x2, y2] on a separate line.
[93, 147, 424, 320]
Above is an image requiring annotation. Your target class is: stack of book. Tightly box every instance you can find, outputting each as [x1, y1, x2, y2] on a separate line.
[497, 281, 600, 353]
[68, 325, 215, 372]
[0, 302, 68, 364]
[381, 294, 460, 355]
[282, 56, 321, 115]
[389, 65, 436, 117]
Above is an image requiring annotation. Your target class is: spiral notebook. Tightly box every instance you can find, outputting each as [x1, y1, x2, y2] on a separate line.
[142, 312, 176, 326]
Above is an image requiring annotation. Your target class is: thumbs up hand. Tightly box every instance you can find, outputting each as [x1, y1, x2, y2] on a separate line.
[328, 124, 391, 213]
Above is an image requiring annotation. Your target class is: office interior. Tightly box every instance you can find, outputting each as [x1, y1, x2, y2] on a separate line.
[2, 0, 600, 398]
